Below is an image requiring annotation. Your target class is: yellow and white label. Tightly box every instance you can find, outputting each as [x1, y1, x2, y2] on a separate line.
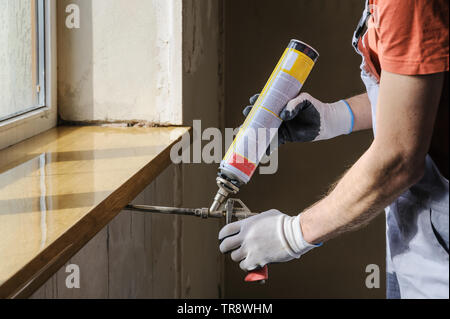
[221, 47, 315, 182]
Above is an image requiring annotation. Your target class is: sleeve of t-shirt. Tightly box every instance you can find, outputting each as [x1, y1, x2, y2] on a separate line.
[377, 0, 449, 75]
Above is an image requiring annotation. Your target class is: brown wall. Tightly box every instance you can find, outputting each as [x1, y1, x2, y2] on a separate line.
[180, 0, 226, 297]
[32, 165, 186, 298]
[223, 0, 386, 298]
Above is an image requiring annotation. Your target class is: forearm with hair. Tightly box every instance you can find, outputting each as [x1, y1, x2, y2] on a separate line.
[299, 71, 443, 245]
[300, 144, 423, 244]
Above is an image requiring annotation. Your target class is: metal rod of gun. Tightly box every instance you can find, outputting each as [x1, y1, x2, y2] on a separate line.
[125, 204, 256, 220]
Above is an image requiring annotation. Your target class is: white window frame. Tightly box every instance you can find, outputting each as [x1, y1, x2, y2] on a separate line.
[0, 0, 57, 150]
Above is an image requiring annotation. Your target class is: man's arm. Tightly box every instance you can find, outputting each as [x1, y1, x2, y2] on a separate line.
[300, 70, 445, 244]
[346, 93, 372, 132]
[218, 71, 443, 271]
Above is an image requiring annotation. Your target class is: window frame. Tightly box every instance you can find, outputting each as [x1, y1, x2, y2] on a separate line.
[37, 0, 46, 108]
[0, 0, 57, 150]
[0, 0, 46, 122]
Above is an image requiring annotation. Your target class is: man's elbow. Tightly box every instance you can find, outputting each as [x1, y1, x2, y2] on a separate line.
[375, 145, 426, 188]
[399, 154, 426, 186]
[392, 152, 426, 188]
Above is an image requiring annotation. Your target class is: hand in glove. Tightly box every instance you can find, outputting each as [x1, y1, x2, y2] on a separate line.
[218, 210, 320, 271]
[243, 93, 354, 149]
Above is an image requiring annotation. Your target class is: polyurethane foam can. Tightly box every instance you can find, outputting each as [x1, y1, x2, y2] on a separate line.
[220, 39, 319, 185]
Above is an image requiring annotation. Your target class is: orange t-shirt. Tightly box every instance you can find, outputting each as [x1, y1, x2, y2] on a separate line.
[358, 0, 449, 178]
[359, 0, 449, 81]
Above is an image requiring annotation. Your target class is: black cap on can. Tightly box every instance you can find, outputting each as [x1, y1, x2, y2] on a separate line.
[288, 39, 319, 62]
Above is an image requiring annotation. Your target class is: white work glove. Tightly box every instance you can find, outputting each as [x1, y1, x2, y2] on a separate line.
[243, 92, 354, 145]
[218, 210, 320, 271]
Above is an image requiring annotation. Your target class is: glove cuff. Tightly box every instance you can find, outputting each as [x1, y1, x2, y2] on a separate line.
[324, 100, 355, 138]
[283, 214, 320, 259]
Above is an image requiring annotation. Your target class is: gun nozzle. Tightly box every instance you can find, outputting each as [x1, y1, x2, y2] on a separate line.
[209, 201, 221, 213]
[209, 189, 228, 212]
[210, 176, 241, 213]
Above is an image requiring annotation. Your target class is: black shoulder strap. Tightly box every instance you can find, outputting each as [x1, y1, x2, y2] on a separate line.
[352, 0, 372, 53]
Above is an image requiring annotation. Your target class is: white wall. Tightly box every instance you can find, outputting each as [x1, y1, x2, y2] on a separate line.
[57, 0, 182, 125]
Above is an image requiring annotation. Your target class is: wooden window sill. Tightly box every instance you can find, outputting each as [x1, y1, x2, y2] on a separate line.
[0, 125, 190, 298]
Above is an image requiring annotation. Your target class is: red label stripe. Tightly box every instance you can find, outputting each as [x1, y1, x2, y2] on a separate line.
[227, 152, 256, 177]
